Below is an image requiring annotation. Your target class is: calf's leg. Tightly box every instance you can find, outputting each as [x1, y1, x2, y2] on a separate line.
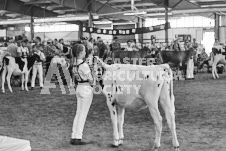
[21, 74, 25, 90]
[117, 106, 125, 145]
[6, 69, 13, 93]
[148, 105, 163, 151]
[105, 94, 120, 147]
[25, 72, 30, 91]
[159, 82, 180, 151]
[1, 67, 6, 93]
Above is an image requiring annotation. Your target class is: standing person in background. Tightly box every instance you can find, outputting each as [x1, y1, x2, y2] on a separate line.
[149, 38, 158, 54]
[88, 38, 95, 49]
[110, 37, 121, 52]
[7, 39, 18, 57]
[192, 38, 198, 50]
[184, 40, 192, 51]
[17, 40, 29, 58]
[172, 39, 181, 51]
[132, 39, 140, 51]
[82, 37, 93, 50]
[93, 43, 99, 56]
[70, 44, 94, 145]
[31, 45, 46, 90]
[58, 39, 64, 51]
[54, 39, 59, 49]
[97, 39, 108, 60]
[24, 39, 32, 56]
[124, 40, 133, 51]
[21, 32, 27, 41]
[213, 39, 220, 46]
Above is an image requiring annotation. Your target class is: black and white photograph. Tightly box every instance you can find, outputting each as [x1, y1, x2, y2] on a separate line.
[0, 0, 226, 151]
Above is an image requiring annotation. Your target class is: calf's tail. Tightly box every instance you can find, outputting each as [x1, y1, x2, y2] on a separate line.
[162, 64, 174, 100]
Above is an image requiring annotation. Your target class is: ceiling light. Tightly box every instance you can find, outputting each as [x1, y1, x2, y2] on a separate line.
[145, 12, 172, 17]
[93, 21, 112, 24]
[201, 4, 226, 7]
[123, 11, 147, 16]
[0, 16, 99, 25]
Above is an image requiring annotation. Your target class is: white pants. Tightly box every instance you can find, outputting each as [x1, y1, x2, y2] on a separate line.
[71, 85, 93, 139]
[186, 58, 194, 79]
[31, 64, 43, 87]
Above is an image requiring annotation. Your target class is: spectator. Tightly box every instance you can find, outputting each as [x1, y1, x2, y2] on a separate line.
[54, 39, 59, 49]
[171, 39, 181, 51]
[213, 39, 220, 46]
[58, 38, 64, 51]
[89, 38, 95, 49]
[17, 40, 29, 58]
[124, 40, 133, 51]
[110, 37, 121, 52]
[24, 39, 32, 55]
[192, 38, 198, 50]
[184, 40, 192, 50]
[31, 45, 46, 90]
[21, 32, 28, 41]
[97, 39, 108, 60]
[7, 39, 18, 57]
[132, 39, 140, 51]
[200, 48, 208, 61]
[82, 37, 92, 50]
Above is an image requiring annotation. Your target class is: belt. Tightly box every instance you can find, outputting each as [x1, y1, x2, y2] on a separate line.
[34, 62, 42, 65]
[77, 82, 93, 87]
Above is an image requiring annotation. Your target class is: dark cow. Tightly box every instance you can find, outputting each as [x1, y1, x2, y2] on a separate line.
[158, 49, 195, 77]
[105, 47, 155, 65]
[1, 54, 40, 93]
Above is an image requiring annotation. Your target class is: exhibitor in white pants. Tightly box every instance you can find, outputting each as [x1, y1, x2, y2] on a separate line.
[31, 63, 44, 89]
[71, 84, 93, 139]
[70, 44, 94, 145]
[31, 46, 46, 89]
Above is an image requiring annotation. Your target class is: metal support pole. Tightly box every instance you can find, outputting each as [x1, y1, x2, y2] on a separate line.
[78, 21, 83, 40]
[88, 13, 93, 39]
[138, 18, 144, 48]
[214, 13, 220, 41]
[165, 6, 169, 44]
[30, 8, 34, 40]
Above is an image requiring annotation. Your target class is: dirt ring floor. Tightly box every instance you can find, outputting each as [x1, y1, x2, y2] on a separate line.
[0, 72, 226, 151]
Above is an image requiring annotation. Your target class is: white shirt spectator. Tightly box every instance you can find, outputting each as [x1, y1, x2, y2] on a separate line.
[17, 46, 29, 57]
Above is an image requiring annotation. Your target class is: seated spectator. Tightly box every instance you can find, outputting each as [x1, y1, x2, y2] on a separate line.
[110, 37, 121, 52]
[124, 40, 133, 51]
[184, 40, 192, 50]
[132, 39, 140, 51]
[200, 48, 208, 61]
[97, 39, 108, 60]
[171, 39, 181, 51]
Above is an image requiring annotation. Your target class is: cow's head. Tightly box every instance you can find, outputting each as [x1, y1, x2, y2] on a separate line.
[92, 56, 105, 84]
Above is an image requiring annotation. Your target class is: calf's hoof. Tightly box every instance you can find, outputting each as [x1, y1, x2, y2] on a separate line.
[111, 139, 120, 147]
[153, 146, 160, 151]
[111, 144, 119, 148]
[119, 139, 124, 145]
[174, 146, 180, 151]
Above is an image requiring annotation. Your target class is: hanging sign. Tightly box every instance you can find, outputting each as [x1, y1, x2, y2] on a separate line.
[82, 23, 170, 35]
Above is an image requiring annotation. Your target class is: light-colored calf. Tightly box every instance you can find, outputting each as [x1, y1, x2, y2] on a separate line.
[211, 46, 226, 79]
[93, 56, 180, 151]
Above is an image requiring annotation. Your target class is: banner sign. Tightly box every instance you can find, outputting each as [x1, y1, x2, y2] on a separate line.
[82, 22, 170, 35]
